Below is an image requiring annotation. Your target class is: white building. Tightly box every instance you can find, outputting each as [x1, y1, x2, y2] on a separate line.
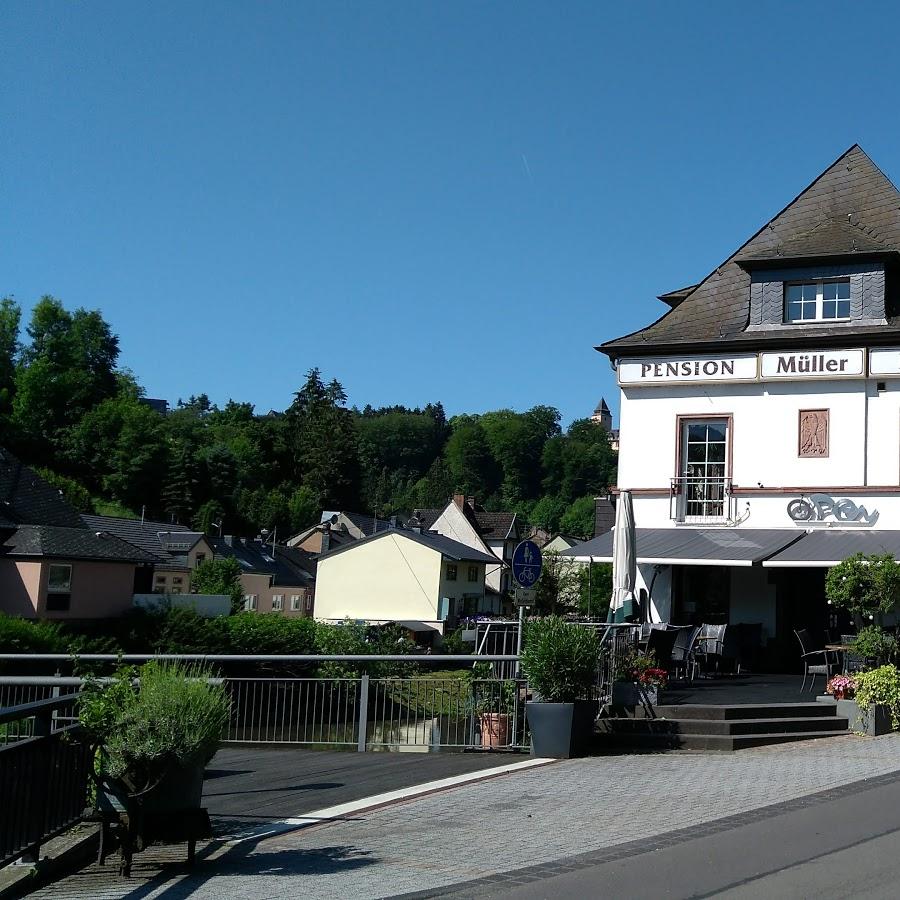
[565, 144, 900, 670]
[314, 526, 498, 632]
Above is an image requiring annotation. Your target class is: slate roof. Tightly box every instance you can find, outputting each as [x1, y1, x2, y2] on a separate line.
[210, 537, 315, 587]
[319, 528, 499, 564]
[82, 514, 198, 562]
[601, 145, 900, 357]
[411, 503, 518, 540]
[594, 495, 616, 537]
[0, 451, 84, 528]
[3, 525, 158, 563]
[340, 511, 393, 537]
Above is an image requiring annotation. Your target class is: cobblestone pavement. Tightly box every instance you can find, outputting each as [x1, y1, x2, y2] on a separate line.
[33, 733, 900, 900]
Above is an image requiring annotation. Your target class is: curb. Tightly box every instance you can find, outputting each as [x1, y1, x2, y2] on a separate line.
[224, 756, 556, 845]
[0, 826, 99, 900]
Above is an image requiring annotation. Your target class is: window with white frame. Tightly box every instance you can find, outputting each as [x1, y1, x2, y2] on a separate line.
[243, 594, 258, 611]
[784, 279, 851, 323]
[46, 563, 73, 611]
[305, 594, 313, 611]
[272, 594, 284, 611]
[290, 594, 302, 611]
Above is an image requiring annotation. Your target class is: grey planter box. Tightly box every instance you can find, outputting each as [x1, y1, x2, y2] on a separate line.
[526, 700, 598, 758]
[837, 698, 894, 736]
[611, 681, 661, 707]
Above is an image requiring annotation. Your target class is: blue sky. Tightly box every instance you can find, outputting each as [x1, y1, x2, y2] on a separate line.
[4, 1, 900, 426]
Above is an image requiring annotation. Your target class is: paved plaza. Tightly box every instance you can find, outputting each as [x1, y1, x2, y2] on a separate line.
[32, 733, 900, 899]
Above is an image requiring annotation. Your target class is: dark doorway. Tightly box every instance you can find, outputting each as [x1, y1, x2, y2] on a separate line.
[772, 567, 851, 671]
[672, 565, 730, 625]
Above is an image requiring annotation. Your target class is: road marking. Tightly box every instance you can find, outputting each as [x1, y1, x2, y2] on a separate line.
[223, 756, 555, 845]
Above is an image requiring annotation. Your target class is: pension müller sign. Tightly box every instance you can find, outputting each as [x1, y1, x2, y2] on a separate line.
[618, 349, 865, 386]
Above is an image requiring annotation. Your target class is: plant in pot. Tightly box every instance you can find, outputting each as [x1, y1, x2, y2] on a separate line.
[519, 616, 599, 758]
[78, 660, 230, 873]
[851, 626, 898, 668]
[847, 665, 900, 736]
[612, 648, 666, 707]
[471, 676, 518, 749]
[825, 674, 856, 701]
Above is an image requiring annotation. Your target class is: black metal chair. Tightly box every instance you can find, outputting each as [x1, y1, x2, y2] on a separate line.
[794, 628, 839, 692]
[645, 626, 678, 670]
[695, 624, 727, 675]
[840, 633, 866, 674]
[670, 626, 702, 681]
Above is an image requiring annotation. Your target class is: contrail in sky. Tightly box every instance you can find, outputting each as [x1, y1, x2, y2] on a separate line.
[521, 153, 533, 180]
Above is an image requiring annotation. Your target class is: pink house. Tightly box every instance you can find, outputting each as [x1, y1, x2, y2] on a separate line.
[0, 452, 156, 620]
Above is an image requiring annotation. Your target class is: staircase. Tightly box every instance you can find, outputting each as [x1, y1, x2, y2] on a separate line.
[597, 702, 849, 751]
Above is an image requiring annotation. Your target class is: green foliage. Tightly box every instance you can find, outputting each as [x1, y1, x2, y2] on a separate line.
[0, 614, 66, 653]
[528, 495, 568, 532]
[78, 661, 230, 789]
[440, 627, 474, 655]
[825, 553, 900, 620]
[519, 616, 599, 702]
[35, 467, 94, 513]
[534, 550, 582, 616]
[854, 665, 900, 730]
[577, 563, 612, 619]
[559, 495, 595, 539]
[851, 626, 898, 666]
[191, 557, 243, 613]
[444, 421, 500, 497]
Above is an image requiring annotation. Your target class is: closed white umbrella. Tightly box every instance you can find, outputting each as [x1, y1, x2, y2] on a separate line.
[608, 490, 638, 623]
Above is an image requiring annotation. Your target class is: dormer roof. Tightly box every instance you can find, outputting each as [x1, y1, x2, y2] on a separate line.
[600, 145, 900, 357]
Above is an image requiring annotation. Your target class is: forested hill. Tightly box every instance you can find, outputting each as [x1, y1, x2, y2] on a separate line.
[0, 296, 617, 538]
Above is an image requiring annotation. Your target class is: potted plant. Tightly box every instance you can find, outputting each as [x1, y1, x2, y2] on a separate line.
[520, 616, 599, 758]
[472, 679, 518, 748]
[826, 674, 856, 701]
[851, 626, 898, 668]
[78, 661, 230, 873]
[612, 649, 665, 707]
[843, 665, 900, 736]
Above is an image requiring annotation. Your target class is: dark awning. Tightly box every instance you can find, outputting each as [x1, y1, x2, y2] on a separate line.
[763, 530, 900, 567]
[559, 528, 803, 567]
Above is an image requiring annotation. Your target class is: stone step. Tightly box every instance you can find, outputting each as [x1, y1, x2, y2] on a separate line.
[601, 715, 849, 737]
[596, 729, 850, 752]
[651, 703, 838, 721]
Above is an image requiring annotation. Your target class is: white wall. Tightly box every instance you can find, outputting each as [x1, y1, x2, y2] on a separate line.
[618, 372, 900, 531]
[428, 503, 504, 591]
[314, 533, 443, 623]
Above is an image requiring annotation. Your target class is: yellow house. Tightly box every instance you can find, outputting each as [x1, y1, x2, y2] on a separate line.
[314, 528, 497, 632]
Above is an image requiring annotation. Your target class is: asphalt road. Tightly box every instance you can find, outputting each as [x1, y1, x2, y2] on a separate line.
[203, 745, 517, 829]
[430, 770, 900, 900]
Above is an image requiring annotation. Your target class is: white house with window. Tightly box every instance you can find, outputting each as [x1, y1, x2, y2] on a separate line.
[565, 144, 900, 670]
[313, 526, 497, 632]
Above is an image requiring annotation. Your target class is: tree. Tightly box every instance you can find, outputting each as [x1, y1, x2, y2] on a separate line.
[0, 297, 21, 425]
[825, 553, 900, 624]
[534, 551, 582, 615]
[444, 421, 500, 498]
[162, 442, 201, 524]
[287, 369, 361, 508]
[542, 418, 617, 504]
[13, 297, 119, 462]
[559, 495, 595, 539]
[577, 562, 612, 619]
[191, 557, 244, 613]
[529, 495, 568, 533]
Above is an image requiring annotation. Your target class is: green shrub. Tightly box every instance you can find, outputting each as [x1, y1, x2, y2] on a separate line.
[825, 553, 900, 621]
[223, 613, 317, 655]
[78, 661, 230, 790]
[519, 616, 599, 702]
[851, 626, 898, 667]
[0, 614, 67, 653]
[854, 665, 900, 730]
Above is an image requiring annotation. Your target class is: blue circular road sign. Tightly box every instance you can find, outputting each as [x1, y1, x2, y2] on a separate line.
[511, 540, 542, 588]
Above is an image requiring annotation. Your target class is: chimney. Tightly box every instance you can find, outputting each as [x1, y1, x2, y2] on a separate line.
[452, 493, 466, 509]
[389, 515, 398, 529]
[321, 529, 331, 553]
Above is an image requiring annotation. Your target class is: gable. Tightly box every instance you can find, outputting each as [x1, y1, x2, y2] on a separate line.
[427, 502, 497, 560]
[601, 145, 900, 356]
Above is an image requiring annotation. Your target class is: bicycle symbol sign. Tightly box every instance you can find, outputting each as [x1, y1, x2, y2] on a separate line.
[511, 540, 542, 588]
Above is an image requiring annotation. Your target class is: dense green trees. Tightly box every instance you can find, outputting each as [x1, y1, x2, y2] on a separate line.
[0, 295, 617, 537]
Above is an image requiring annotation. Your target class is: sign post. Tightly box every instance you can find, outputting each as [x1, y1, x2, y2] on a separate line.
[511, 540, 542, 673]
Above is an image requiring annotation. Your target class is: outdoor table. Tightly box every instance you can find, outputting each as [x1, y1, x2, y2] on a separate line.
[825, 643, 853, 674]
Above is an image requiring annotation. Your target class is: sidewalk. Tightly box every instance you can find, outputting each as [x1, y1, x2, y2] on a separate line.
[30, 733, 900, 900]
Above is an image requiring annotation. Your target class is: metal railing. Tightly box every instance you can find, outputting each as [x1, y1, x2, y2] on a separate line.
[0, 693, 91, 868]
[669, 476, 734, 523]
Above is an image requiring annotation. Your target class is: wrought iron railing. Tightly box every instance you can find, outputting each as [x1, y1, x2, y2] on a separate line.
[0, 694, 91, 868]
[670, 476, 734, 523]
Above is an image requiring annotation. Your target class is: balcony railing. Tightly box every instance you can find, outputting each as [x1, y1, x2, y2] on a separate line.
[670, 476, 734, 524]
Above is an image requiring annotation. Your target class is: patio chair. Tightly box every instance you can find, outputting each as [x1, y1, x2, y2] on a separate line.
[840, 633, 866, 674]
[794, 628, 839, 692]
[695, 624, 727, 675]
[670, 626, 702, 681]
[645, 626, 678, 670]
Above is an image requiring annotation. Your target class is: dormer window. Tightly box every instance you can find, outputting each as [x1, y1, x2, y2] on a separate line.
[784, 279, 850, 323]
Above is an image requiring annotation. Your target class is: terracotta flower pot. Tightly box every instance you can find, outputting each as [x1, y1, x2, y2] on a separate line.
[479, 712, 510, 748]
